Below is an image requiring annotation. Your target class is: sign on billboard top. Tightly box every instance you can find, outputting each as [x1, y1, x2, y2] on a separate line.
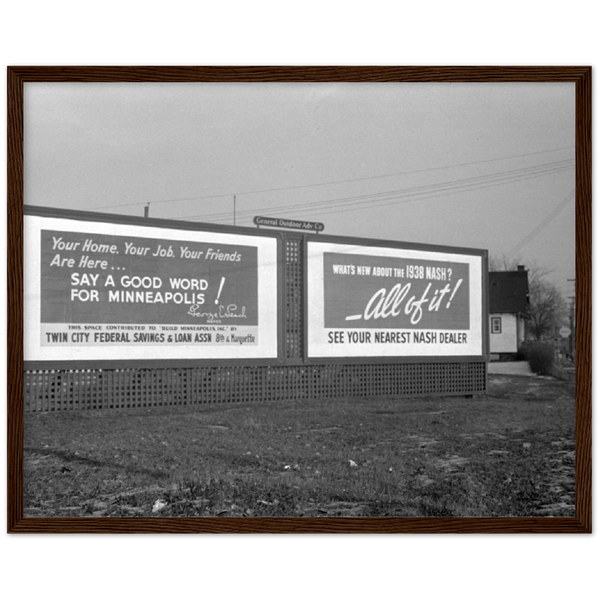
[254, 215, 324, 232]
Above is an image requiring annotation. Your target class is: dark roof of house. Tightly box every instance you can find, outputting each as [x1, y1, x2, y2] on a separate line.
[489, 270, 529, 314]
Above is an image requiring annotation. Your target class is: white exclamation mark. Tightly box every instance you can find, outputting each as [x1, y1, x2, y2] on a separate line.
[446, 278, 463, 308]
[214, 277, 225, 304]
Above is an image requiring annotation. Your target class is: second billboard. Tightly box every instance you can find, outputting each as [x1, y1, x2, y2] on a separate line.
[307, 240, 485, 359]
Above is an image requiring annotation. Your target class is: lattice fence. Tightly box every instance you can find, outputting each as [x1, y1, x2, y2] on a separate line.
[24, 362, 486, 412]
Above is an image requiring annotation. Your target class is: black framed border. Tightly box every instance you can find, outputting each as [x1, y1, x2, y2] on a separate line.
[5, 61, 592, 534]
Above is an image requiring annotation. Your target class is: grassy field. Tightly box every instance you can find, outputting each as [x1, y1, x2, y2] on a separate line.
[23, 373, 576, 518]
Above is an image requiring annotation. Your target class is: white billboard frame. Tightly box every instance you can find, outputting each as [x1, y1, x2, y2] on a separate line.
[306, 238, 486, 360]
[24, 211, 279, 364]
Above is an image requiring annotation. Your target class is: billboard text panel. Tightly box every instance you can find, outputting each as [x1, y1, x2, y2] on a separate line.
[308, 241, 484, 358]
[25, 214, 279, 362]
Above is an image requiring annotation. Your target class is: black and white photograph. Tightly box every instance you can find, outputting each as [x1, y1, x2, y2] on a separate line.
[15, 75, 585, 526]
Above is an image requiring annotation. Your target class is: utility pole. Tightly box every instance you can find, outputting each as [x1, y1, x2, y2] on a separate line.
[567, 278, 575, 361]
[144, 203, 150, 218]
[233, 195, 237, 226]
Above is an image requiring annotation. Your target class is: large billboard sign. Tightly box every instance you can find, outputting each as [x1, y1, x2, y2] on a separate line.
[24, 213, 279, 363]
[307, 240, 485, 358]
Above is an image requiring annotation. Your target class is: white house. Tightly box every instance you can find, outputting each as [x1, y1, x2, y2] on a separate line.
[489, 267, 529, 361]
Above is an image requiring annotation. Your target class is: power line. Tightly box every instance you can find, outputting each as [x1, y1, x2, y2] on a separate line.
[91, 145, 575, 211]
[187, 161, 570, 222]
[505, 189, 575, 259]
[185, 159, 574, 223]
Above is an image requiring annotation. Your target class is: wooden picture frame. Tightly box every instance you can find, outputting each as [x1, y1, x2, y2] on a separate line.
[7, 66, 591, 533]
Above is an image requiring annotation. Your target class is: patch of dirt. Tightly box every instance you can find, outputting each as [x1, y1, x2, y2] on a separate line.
[436, 455, 470, 472]
[405, 435, 439, 449]
[300, 501, 367, 517]
[532, 438, 575, 516]
[307, 427, 342, 434]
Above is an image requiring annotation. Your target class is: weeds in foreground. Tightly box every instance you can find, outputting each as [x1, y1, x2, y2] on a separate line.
[24, 377, 575, 518]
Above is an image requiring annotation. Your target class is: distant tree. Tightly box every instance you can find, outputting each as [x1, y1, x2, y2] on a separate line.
[489, 255, 567, 341]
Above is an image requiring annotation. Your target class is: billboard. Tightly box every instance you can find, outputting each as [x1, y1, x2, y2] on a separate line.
[24, 213, 279, 363]
[307, 240, 485, 358]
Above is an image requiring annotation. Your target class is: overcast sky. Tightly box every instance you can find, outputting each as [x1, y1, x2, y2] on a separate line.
[24, 82, 576, 297]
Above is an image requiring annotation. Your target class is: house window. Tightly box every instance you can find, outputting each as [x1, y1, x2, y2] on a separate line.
[491, 316, 502, 334]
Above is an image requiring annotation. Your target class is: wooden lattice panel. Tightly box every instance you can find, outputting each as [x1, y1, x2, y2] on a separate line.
[284, 237, 303, 359]
[24, 363, 486, 412]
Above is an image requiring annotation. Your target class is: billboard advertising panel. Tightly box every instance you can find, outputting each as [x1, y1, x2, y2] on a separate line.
[25, 213, 279, 362]
[307, 240, 485, 358]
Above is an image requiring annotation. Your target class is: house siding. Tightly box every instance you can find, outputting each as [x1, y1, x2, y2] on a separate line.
[490, 313, 518, 354]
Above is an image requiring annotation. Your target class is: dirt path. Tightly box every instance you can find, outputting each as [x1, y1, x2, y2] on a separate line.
[487, 361, 534, 376]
